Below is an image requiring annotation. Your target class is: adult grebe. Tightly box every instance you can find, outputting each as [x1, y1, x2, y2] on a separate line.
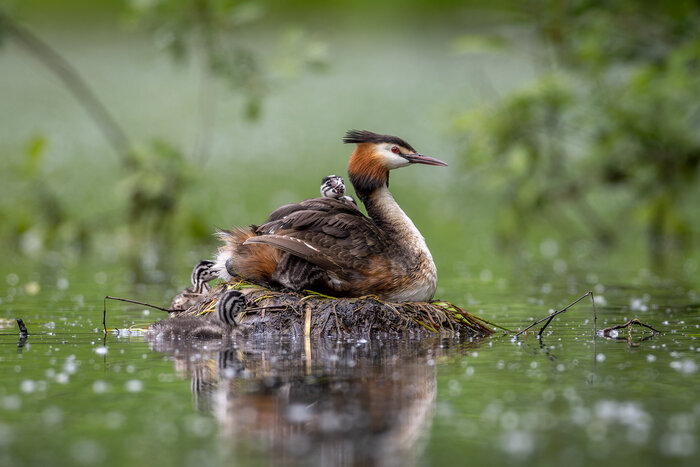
[214, 130, 447, 302]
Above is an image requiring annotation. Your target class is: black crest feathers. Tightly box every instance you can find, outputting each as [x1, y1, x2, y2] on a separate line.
[343, 130, 416, 152]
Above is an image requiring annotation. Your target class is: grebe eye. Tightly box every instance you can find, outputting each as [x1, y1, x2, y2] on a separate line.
[391, 146, 400, 154]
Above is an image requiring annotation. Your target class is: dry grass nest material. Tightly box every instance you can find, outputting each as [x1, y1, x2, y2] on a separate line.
[151, 279, 494, 339]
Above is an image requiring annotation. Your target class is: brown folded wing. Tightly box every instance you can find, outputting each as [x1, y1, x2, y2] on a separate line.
[245, 198, 389, 277]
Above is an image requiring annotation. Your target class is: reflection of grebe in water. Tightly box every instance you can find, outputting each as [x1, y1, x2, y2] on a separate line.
[144, 337, 480, 465]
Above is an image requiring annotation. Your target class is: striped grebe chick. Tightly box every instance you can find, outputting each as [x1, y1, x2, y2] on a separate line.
[216, 290, 246, 326]
[321, 175, 356, 204]
[214, 130, 447, 302]
[170, 260, 217, 311]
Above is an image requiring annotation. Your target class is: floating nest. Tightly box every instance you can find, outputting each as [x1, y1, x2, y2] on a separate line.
[147, 279, 493, 339]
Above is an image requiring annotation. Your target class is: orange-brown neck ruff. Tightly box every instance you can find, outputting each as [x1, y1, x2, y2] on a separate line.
[348, 144, 389, 202]
[347, 145, 438, 301]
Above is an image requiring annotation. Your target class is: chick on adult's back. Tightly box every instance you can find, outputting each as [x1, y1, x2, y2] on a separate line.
[214, 130, 447, 302]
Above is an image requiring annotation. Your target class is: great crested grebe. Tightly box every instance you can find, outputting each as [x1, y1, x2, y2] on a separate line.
[214, 130, 447, 302]
[320, 175, 356, 205]
[170, 260, 217, 311]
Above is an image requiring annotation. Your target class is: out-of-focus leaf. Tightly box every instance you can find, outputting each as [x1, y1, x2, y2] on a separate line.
[454, 0, 700, 254]
[451, 34, 509, 54]
[273, 28, 330, 78]
[17, 134, 47, 179]
[244, 96, 262, 121]
[0, 15, 5, 48]
[227, 1, 265, 26]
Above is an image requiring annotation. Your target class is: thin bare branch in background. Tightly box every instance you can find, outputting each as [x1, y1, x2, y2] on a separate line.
[0, 13, 136, 169]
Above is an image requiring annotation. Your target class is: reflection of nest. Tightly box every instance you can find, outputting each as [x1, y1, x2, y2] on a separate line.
[144, 337, 481, 465]
[149, 280, 493, 338]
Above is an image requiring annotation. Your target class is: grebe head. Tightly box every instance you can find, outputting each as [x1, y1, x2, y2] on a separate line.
[216, 290, 246, 326]
[191, 260, 217, 293]
[343, 130, 447, 196]
[321, 175, 346, 199]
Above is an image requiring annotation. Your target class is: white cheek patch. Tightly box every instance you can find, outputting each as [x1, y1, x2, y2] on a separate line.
[377, 145, 410, 169]
[385, 154, 410, 169]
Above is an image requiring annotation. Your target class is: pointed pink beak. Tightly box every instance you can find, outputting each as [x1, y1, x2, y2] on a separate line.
[404, 153, 448, 166]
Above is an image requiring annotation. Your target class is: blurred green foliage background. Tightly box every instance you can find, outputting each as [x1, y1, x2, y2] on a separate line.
[1, 0, 698, 287]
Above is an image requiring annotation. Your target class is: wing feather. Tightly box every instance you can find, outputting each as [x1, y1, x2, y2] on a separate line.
[244, 234, 342, 271]
[247, 197, 389, 274]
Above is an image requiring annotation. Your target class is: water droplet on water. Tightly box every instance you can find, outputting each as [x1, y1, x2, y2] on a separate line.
[63, 358, 77, 375]
[125, 380, 143, 392]
[542, 389, 556, 403]
[42, 406, 62, 425]
[660, 432, 696, 457]
[93, 380, 108, 393]
[6, 273, 19, 286]
[571, 406, 590, 426]
[94, 272, 107, 285]
[285, 403, 313, 423]
[540, 238, 559, 258]
[500, 429, 534, 456]
[185, 416, 214, 438]
[2, 395, 21, 411]
[70, 439, 105, 465]
[669, 360, 696, 374]
[630, 297, 648, 312]
[20, 380, 35, 393]
[500, 411, 519, 430]
[105, 411, 125, 430]
[553, 259, 567, 274]
[448, 379, 462, 396]
[24, 281, 40, 295]
[0, 423, 14, 446]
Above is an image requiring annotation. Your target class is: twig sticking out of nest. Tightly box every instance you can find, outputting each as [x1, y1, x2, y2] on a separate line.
[152, 280, 493, 339]
[16, 318, 28, 336]
[599, 318, 661, 338]
[513, 292, 662, 341]
[514, 292, 597, 339]
[16, 318, 28, 348]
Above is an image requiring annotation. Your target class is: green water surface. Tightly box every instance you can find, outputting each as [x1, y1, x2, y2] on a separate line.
[0, 255, 697, 467]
